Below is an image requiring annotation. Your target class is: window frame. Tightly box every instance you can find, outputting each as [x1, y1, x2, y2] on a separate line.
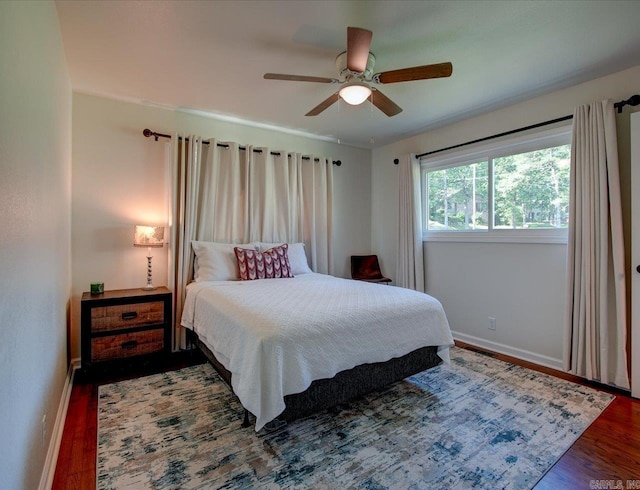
[420, 125, 572, 244]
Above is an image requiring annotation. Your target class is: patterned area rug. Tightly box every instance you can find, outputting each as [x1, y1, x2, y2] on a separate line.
[97, 348, 613, 489]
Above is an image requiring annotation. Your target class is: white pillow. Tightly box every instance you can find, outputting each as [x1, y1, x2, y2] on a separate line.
[192, 241, 256, 281]
[256, 242, 313, 275]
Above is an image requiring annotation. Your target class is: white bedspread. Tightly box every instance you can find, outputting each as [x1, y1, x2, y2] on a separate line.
[181, 273, 454, 431]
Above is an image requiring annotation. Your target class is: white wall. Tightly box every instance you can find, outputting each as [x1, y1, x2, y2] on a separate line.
[71, 94, 372, 359]
[372, 65, 640, 367]
[0, 2, 72, 489]
[424, 242, 567, 364]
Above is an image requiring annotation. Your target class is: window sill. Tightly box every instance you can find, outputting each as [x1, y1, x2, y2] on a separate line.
[422, 230, 568, 244]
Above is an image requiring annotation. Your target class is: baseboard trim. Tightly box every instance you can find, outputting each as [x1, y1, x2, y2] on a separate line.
[38, 358, 81, 490]
[451, 331, 564, 371]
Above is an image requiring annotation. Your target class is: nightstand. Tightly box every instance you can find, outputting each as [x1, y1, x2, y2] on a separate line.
[81, 286, 172, 373]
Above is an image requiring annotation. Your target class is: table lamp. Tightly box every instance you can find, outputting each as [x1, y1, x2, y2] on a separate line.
[133, 225, 164, 290]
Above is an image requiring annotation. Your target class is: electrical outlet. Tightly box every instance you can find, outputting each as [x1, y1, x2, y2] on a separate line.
[41, 414, 47, 447]
[488, 317, 496, 331]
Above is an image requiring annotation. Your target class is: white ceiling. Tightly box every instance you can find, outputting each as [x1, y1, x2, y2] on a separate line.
[55, 0, 640, 149]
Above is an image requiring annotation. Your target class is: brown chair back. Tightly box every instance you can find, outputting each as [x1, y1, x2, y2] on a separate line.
[350, 255, 391, 283]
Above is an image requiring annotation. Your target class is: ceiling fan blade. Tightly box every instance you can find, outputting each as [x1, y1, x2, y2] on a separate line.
[374, 62, 453, 84]
[347, 27, 372, 73]
[370, 89, 403, 117]
[264, 73, 337, 83]
[305, 93, 340, 116]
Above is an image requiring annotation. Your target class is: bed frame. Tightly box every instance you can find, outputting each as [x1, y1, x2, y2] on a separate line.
[189, 330, 442, 428]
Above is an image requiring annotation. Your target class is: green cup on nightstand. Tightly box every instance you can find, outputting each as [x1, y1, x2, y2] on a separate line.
[90, 282, 104, 295]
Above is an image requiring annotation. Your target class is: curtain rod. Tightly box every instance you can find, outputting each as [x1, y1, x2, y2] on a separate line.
[614, 94, 640, 113]
[393, 93, 640, 164]
[411, 115, 572, 161]
[142, 129, 341, 166]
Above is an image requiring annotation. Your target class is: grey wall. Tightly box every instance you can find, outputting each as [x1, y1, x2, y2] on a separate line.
[0, 2, 72, 488]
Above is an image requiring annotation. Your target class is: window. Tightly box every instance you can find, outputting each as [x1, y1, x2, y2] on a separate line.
[421, 126, 571, 243]
[427, 161, 488, 231]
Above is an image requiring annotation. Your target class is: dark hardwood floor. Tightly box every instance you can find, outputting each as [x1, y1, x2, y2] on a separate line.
[52, 343, 640, 489]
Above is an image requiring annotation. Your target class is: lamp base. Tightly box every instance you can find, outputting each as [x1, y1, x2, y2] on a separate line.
[142, 255, 156, 291]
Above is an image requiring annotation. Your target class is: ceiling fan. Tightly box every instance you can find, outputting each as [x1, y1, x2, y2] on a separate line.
[264, 26, 452, 117]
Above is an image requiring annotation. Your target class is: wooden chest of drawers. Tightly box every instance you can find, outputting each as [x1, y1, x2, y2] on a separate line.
[81, 287, 172, 373]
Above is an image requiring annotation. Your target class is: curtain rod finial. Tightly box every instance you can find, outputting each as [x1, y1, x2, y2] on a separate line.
[143, 128, 160, 141]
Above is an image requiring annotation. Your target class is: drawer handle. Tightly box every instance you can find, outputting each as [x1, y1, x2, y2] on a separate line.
[121, 340, 138, 349]
[121, 311, 138, 321]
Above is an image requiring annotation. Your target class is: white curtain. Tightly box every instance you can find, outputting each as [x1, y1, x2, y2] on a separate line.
[197, 144, 333, 273]
[169, 137, 334, 349]
[301, 153, 333, 273]
[564, 99, 629, 389]
[197, 141, 249, 243]
[396, 153, 425, 292]
[168, 134, 204, 350]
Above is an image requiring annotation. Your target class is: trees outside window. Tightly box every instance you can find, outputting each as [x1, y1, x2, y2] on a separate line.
[427, 161, 488, 230]
[493, 145, 570, 229]
[422, 126, 571, 241]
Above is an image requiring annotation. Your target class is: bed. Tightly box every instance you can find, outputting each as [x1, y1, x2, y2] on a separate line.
[181, 261, 454, 431]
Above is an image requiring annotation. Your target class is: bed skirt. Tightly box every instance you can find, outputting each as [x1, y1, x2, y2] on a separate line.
[189, 330, 442, 424]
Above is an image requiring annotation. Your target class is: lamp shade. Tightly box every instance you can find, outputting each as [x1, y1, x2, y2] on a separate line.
[339, 82, 372, 105]
[133, 225, 164, 247]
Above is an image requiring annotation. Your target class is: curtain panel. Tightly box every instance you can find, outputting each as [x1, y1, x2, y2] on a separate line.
[396, 153, 425, 292]
[168, 135, 333, 349]
[564, 100, 629, 389]
[167, 134, 204, 350]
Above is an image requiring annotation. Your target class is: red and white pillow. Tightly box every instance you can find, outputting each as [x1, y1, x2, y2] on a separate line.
[234, 244, 293, 280]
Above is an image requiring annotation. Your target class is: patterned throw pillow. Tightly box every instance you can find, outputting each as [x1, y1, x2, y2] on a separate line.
[234, 244, 293, 280]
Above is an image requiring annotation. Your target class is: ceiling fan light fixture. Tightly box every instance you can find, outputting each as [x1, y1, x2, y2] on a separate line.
[339, 81, 371, 105]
